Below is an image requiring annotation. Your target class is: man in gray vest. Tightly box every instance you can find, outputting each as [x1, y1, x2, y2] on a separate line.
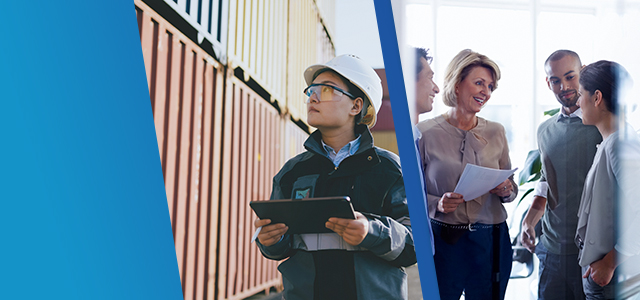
[520, 50, 602, 300]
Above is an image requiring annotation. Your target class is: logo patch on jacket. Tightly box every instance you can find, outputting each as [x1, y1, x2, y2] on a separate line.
[294, 188, 311, 199]
[290, 174, 319, 199]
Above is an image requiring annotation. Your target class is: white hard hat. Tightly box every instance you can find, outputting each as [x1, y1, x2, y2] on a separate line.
[304, 54, 383, 128]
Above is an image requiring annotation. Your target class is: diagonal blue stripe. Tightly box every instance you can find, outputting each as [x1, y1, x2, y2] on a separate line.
[373, 1, 441, 299]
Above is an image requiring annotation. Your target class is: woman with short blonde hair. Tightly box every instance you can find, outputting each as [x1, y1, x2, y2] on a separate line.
[418, 49, 515, 300]
[441, 49, 501, 107]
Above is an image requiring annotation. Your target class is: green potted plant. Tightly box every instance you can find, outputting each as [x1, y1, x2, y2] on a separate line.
[510, 108, 559, 279]
[516, 108, 560, 204]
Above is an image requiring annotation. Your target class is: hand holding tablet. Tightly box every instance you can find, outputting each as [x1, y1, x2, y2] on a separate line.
[250, 196, 356, 242]
[325, 211, 369, 246]
[252, 219, 288, 246]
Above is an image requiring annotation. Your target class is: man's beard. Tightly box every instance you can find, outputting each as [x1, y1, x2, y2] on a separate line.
[557, 90, 578, 108]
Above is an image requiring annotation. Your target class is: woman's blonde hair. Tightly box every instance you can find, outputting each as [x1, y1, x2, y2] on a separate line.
[442, 49, 501, 107]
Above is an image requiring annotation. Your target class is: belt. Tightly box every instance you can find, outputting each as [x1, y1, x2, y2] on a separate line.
[430, 218, 501, 232]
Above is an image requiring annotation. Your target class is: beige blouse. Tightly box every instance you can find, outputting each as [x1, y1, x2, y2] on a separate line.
[417, 115, 516, 225]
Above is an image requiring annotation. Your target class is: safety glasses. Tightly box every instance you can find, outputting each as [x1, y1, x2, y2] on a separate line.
[303, 83, 355, 103]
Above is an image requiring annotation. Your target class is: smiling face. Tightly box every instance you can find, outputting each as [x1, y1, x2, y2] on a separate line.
[416, 57, 439, 114]
[455, 66, 495, 114]
[306, 71, 362, 130]
[545, 55, 582, 113]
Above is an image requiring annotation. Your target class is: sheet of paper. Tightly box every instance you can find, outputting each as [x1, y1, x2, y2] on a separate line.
[453, 164, 517, 201]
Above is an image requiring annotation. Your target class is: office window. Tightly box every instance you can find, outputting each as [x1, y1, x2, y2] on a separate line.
[406, 0, 640, 174]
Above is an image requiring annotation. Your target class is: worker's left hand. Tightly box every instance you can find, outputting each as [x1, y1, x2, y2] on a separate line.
[583, 257, 616, 287]
[326, 212, 369, 246]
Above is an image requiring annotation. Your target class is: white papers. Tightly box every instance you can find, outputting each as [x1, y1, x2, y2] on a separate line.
[453, 164, 517, 201]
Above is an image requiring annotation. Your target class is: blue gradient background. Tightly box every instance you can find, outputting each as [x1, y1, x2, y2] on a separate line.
[0, 1, 183, 299]
[373, 1, 441, 299]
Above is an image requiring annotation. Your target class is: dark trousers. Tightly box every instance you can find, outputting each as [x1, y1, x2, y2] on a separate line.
[535, 242, 585, 300]
[312, 250, 357, 300]
[431, 221, 512, 300]
[581, 265, 615, 300]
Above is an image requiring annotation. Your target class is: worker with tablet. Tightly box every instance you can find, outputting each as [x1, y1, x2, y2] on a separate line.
[253, 54, 416, 300]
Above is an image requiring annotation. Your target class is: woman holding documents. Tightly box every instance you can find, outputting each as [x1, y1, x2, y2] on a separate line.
[417, 49, 517, 300]
[254, 54, 416, 300]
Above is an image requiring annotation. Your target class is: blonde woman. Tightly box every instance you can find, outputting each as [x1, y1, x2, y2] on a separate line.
[418, 49, 516, 300]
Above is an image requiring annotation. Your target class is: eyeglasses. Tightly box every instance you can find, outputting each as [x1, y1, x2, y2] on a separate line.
[303, 83, 355, 103]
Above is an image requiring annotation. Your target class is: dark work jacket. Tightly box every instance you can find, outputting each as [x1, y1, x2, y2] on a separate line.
[257, 124, 416, 300]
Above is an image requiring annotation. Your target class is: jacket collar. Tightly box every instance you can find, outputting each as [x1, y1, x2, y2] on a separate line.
[304, 124, 374, 156]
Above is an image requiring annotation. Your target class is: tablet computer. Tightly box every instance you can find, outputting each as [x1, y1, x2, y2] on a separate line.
[250, 196, 355, 234]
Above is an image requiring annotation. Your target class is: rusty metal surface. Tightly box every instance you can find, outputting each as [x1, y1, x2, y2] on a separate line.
[137, 1, 318, 299]
[218, 77, 287, 300]
[138, 2, 226, 298]
[141, 0, 228, 62]
[137, 2, 215, 299]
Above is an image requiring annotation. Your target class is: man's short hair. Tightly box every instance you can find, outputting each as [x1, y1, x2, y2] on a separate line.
[415, 47, 432, 80]
[544, 50, 582, 68]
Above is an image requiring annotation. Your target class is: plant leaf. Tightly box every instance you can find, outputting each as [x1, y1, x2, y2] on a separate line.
[518, 150, 541, 185]
[517, 188, 535, 207]
[544, 108, 560, 116]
